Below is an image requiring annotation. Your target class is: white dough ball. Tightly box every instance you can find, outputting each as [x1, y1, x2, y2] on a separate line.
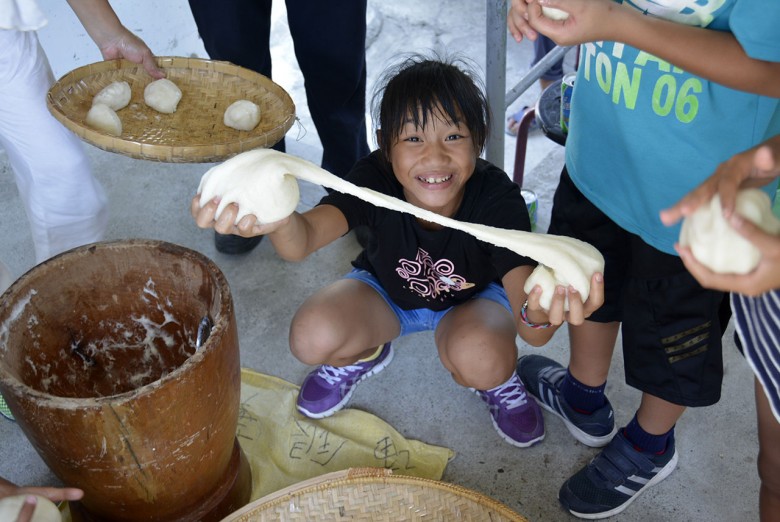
[86, 103, 122, 136]
[0, 495, 62, 522]
[198, 149, 301, 224]
[92, 81, 131, 111]
[224, 100, 261, 131]
[144, 78, 182, 114]
[680, 189, 780, 274]
[542, 6, 569, 20]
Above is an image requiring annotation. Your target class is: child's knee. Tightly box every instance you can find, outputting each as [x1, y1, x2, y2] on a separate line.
[442, 340, 515, 390]
[289, 315, 342, 365]
[289, 326, 329, 365]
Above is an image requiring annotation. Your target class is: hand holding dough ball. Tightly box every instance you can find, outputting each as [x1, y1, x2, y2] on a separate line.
[542, 6, 569, 20]
[524, 265, 562, 310]
[144, 78, 182, 113]
[680, 189, 780, 274]
[86, 103, 122, 136]
[0, 495, 63, 522]
[92, 81, 131, 111]
[198, 149, 301, 224]
[224, 100, 261, 131]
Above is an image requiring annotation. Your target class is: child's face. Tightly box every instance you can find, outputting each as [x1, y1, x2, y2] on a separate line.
[388, 108, 478, 218]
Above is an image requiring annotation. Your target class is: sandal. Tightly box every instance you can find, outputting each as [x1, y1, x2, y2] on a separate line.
[505, 106, 539, 137]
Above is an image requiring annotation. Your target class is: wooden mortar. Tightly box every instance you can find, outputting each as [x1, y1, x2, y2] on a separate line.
[0, 240, 251, 521]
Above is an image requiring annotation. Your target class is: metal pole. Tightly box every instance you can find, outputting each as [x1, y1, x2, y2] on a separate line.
[485, 0, 507, 169]
[504, 45, 572, 108]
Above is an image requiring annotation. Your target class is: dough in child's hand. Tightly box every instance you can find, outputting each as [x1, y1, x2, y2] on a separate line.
[144, 78, 182, 113]
[86, 103, 122, 136]
[0, 494, 62, 522]
[542, 6, 569, 20]
[680, 189, 780, 274]
[224, 100, 261, 131]
[92, 81, 131, 111]
[198, 149, 300, 224]
[523, 265, 560, 310]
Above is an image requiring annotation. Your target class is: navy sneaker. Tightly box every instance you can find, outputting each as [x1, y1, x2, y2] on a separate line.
[559, 431, 678, 519]
[476, 371, 544, 448]
[296, 343, 393, 418]
[517, 355, 616, 447]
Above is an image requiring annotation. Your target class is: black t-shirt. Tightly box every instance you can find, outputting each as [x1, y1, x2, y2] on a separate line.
[320, 150, 535, 311]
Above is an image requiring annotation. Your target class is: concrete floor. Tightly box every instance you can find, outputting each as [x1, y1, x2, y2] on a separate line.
[0, 1, 761, 520]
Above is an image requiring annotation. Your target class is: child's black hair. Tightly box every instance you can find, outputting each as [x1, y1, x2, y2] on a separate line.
[371, 53, 490, 158]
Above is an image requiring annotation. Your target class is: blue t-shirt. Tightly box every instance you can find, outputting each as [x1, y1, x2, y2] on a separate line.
[566, 0, 780, 254]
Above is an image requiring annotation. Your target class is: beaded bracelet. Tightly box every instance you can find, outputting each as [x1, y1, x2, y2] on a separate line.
[520, 300, 552, 329]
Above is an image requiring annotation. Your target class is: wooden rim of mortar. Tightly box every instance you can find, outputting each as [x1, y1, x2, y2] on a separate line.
[0, 239, 232, 409]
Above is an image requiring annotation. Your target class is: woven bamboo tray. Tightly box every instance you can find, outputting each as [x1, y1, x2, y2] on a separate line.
[221, 468, 529, 521]
[47, 56, 296, 163]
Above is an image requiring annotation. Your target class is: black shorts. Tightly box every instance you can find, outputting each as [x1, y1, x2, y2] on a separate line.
[548, 169, 730, 407]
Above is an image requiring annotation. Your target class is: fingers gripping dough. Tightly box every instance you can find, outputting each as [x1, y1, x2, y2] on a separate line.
[197, 149, 604, 305]
[680, 189, 780, 274]
[198, 151, 301, 224]
[541, 7, 570, 20]
[0, 495, 62, 522]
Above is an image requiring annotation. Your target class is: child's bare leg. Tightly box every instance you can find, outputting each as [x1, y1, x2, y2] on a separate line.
[436, 298, 544, 447]
[289, 278, 400, 366]
[756, 378, 780, 522]
[434, 298, 518, 389]
[568, 320, 620, 386]
[635, 393, 686, 435]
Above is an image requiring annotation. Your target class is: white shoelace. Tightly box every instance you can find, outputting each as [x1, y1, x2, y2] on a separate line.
[317, 364, 365, 386]
[490, 377, 528, 409]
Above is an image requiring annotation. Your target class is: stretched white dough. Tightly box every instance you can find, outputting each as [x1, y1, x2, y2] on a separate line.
[197, 149, 604, 306]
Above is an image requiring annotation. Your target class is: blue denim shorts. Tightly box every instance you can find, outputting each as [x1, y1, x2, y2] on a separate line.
[344, 268, 512, 337]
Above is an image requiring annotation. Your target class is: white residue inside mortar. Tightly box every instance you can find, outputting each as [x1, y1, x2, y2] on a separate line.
[16, 279, 201, 398]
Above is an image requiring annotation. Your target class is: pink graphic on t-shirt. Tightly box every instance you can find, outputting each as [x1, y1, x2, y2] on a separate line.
[396, 248, 474, 300]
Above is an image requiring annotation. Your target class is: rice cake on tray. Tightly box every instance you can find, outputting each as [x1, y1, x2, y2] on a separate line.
[46, 56, 296, 163]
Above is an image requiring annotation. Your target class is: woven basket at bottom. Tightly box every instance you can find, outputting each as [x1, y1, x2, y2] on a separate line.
[221, 468, 528, 522]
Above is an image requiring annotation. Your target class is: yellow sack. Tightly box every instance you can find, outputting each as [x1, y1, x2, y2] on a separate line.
[238, 368, 455, 500]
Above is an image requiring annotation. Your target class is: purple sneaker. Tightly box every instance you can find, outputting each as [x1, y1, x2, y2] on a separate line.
[296, 343, 394, 419]
[477, 371, 544, 448]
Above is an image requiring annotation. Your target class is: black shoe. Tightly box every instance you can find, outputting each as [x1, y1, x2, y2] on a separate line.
[559, 431, 678, 518]
[214, 232, 262, 254]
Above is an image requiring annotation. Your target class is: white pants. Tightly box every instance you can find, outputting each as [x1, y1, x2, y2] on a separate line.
[0, 29, 107, 264]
